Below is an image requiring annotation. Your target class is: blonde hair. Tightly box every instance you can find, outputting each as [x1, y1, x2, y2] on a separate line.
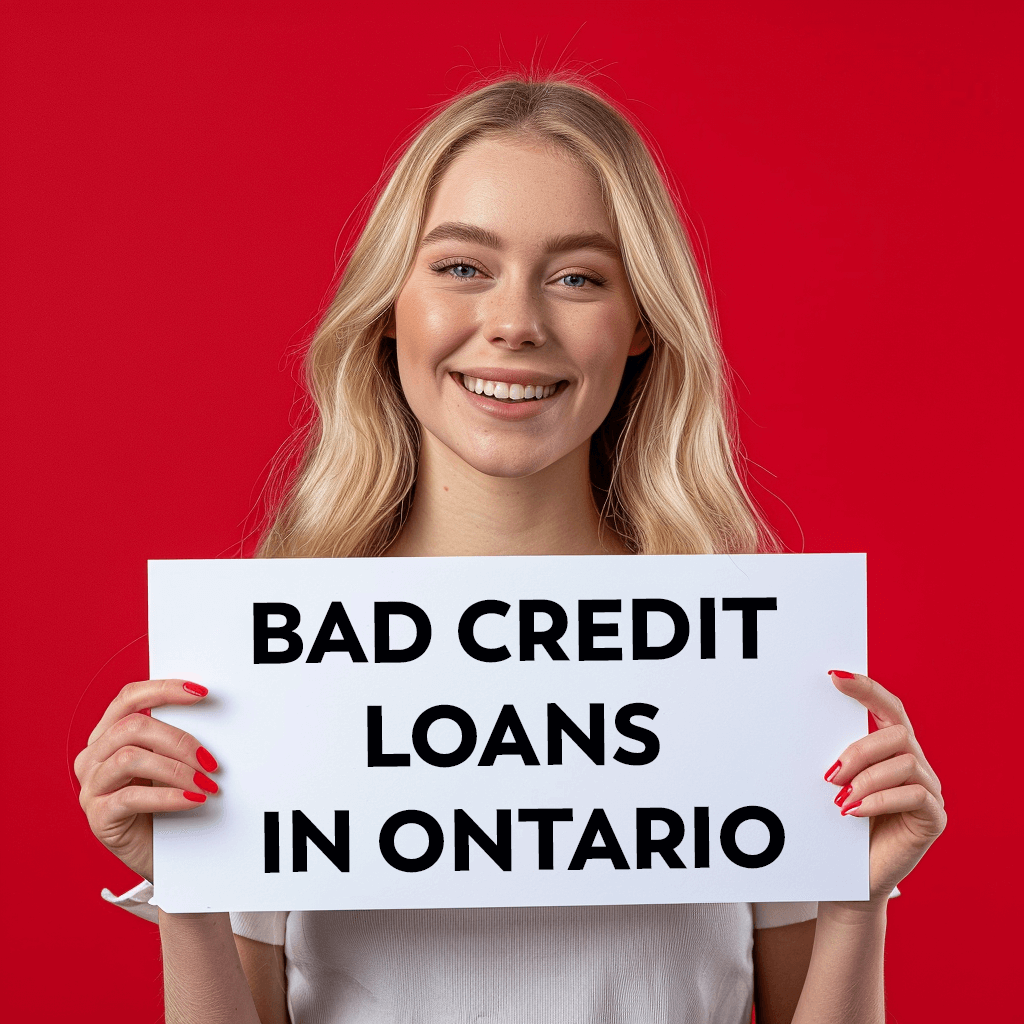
[257, 75, 776, 558]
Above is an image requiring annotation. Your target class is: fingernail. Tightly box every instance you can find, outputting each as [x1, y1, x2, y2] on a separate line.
[841, 800, 863, 815]
[834, 784, 853, 806]
[193, 771, 219, 794]
[829, 670, 856, 679]
[196, 747, 218, 772]
[140, 708, 152, 717]
[824, 760, 842, 782]
[183, 682, 208, 697]
[183, 791, 206, 803]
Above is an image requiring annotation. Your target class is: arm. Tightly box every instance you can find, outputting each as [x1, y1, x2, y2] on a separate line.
[790, 901, 886, 1022]
[76, 679, 271, 1022]
[236, 934, 289, 1024]
[753, 918, 817, 1024]
[160, 912, 265, 1024]
[755, 904, 887, 1023]
[773, 670, 944, 1023]
[159, 914, 287, 1024]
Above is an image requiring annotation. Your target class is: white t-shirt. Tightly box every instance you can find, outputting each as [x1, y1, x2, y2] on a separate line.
[105, 881, 816, 1023]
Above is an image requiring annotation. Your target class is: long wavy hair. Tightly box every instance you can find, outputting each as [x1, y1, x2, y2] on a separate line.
[257, 75, 776, 558]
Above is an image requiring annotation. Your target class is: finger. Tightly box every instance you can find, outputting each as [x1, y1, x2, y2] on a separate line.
[839, 784, 947, 839]
[833, 752, 925, 811]
[91, 783, 210, 827]
[828, 670, 909, 730]
[825, 724, 914, 786]
[83, 714, 219, 781]
[86, 745, 219, 800]
[87, 679, 209, 745]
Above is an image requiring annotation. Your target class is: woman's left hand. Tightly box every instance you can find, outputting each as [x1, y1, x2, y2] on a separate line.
[824, 670, 946, 903]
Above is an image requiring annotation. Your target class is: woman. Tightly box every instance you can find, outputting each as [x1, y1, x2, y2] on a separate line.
[76, 75, 945, 1023]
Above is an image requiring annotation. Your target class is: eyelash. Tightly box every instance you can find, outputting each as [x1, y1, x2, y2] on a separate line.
[428, 258, 605, 289]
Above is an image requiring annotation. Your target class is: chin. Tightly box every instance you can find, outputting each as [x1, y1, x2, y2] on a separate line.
[462, 451, 558, 480]
[443, 436, 565, 480]
[428, 428, 587, 483]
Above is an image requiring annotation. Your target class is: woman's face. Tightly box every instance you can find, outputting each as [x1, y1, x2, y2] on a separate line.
[391, 136, 648, 480]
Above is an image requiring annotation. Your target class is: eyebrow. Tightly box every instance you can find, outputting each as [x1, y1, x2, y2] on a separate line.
[419, 221, 622, 260]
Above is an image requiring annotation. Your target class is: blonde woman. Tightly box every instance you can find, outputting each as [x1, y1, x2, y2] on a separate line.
[76, 77, 945, 1023]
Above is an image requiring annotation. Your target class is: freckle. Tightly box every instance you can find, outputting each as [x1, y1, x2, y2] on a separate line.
[443, 486, 449, 492]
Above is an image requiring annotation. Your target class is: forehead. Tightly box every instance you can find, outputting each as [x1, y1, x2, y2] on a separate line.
[422, 137, 613, 243]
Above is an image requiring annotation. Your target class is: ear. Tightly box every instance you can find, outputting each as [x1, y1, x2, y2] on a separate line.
[627, 318, 652, 357]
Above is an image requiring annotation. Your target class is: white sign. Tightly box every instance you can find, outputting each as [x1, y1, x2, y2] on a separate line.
[149, 554, 868, 912]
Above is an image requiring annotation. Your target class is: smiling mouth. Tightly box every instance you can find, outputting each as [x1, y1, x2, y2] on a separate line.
[454, 372, 565, 402]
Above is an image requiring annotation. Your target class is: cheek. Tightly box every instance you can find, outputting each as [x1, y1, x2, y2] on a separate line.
[396, 290, 472, 375]
[575, 328, 633, 389]
[566, 302, 637, 358]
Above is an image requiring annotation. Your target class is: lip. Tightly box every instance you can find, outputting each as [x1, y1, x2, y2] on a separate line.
[449, 373, 565, 420]
[454, 367, 568, 387]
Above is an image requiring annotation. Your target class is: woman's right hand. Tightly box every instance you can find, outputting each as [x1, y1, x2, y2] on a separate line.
[74, 679, 220, 881]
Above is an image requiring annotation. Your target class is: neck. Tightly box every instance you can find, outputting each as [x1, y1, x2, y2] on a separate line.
[386, 434, 625, 557]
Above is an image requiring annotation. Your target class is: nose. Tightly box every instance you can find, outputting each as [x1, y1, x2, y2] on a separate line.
[482, 278, 548, 350]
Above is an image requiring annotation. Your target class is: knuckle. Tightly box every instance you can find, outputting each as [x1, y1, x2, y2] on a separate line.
[855, 763, 878, 791]
[75, 756, 98, 792]
[111, 715, 135, 741]
[171, 732, 194, 761]
[890, 723, 910, 747]
[107, 787, 133, 818]
[120, 712, 149, 737]
[102, 790, 124, 820]
[925, 793, 947, 835]
[117, 680, 140, 703]
[874, 787, 899, 812]
[89, 795, 115, 825]
[114, 745, 143, 771]
[841, 737, 865, 764]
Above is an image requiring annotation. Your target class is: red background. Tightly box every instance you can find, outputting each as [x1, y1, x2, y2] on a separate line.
[4, 3, 1020, 1020]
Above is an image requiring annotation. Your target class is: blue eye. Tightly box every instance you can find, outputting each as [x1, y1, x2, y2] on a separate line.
[561, 274, 588, 288]
[430, 261, 482, 279]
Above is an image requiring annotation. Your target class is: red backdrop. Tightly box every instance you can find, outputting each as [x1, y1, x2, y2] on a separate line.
[4, 3, 1020, 1020]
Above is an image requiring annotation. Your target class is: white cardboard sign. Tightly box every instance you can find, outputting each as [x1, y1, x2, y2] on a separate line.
[149, 554, 869, 912]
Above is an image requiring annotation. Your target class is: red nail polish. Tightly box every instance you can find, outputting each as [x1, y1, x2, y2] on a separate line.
[193, 771, 219, 794]
[183, 682, 208, 697]
[183, 791, 206, 803]
[196, 747, 218, 772]
[841, 800, 863, 815]
[140, 708, 152, 717]
[830, 670, 856, 679]
[824, 760, 842, 782]
[834, 784, 853, 806]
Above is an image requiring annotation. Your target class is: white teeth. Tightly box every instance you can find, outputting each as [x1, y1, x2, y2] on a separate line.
[459, 374, 560, 401]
